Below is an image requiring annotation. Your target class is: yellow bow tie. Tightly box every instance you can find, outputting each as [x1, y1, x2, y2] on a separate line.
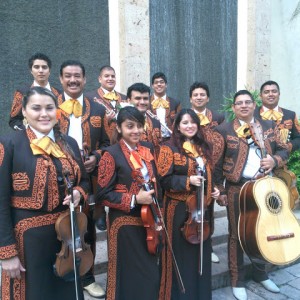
[30, 136, 66, 158]
[197, 113, 210, 126]
[59, 99, 82, 118]
[261, 110, 283, 122]
[235, 123, 251, 138]
[183, 141, 199, 158]
[151, 98, 170, 109]
[130, 146, 154, 169]
[103, 92, 118, 101]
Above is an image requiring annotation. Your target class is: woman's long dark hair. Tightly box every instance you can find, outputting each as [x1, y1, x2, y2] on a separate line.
[171, 109, 212, 163]
[111, 106, 145, 144]
[23, 86, 75, 157]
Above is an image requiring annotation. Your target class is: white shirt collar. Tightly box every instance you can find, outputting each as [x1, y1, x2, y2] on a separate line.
[193, 108, 207, 115]
[29, 126, 55, 141]
[64, 92, 84, 105]
[33, 81, 51, 91]
[101, 87, 115, 94]
[123, 140, 137, 151]
[262, 105, 279, 112]
[154, 94, 166, 100]
[239, 118, 254, 125]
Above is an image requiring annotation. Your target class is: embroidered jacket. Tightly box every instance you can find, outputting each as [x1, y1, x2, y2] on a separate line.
[202, 108, 225, 130]
[254, 106, 300, 152]
[150, 95, 181, 131]
[57, 94, 110, 161]
[141, 114, 162, 159]
[86, 88, 127, 140]
[157, 142, 213, 206]
[213, 118, 289, 194]
[0, 128, 89, 260]
[9, 84, 61, 130]
[97, 140, 159, 214]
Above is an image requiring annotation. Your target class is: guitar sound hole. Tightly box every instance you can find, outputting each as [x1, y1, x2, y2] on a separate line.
[266, 192, 282, 214]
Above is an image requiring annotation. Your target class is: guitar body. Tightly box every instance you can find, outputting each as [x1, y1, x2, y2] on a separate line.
[238, 176, 300, 265]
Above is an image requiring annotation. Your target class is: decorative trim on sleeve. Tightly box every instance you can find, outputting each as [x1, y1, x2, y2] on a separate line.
[0, 244, 18, 260]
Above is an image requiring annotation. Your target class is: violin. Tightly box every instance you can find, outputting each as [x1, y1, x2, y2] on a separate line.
[181, 165, 210, 244]
[132, 170, 164, 256]
[132, 170, 185, 293]
[54, 172, 93, 298]
[181, 164, 210, 274]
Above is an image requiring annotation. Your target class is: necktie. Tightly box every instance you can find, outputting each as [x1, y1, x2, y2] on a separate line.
[183, 141, 200, 158]
[197, 113, 210, 126]
[151, 98, 170, 109]
[30, 136, 66, 158]
[59, 99, 82, 117]
[103, 92, 118, 101]
[235, 123, 250, 138]
[260, 110, 283, 122]
[130, 146, 154, 169]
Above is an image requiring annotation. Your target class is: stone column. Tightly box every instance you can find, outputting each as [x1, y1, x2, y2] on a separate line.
[237, 0, 271, 91]
[108, 0, 150, 94]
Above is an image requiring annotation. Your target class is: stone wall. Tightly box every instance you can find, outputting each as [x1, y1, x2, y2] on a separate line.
[0, 0, 110, 135]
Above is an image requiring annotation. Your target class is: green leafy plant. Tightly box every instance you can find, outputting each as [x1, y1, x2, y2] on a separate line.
[287, 142, 300, 191]
[221, 89, 261, 121]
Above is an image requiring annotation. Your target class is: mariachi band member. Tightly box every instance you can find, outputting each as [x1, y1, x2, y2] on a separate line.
[127, 82, 162, 159]
[150, 72, 181, 141]
[57, 60, 109, 298]
[86, 65, 128, 232]
[157, 109, 220, 300]
[86, 65, 127, 142]
[254, 80, 300, 152]
[9, 53, 61, 131]
[213, 90, 289, 300]
[96, 106, 161, 300]
[0, 87, 89, 300]
[189, 81, 225, 264]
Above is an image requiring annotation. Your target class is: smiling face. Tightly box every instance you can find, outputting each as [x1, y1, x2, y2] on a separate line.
[128, 91, 150, 114]
[99, 68, 116, 91]
[117, 119, 144, 148]
[260, 84, 280, 109]
[232, 94, 256, 123]
[60, 65, 86, 99]
[190, 87, 209, 112]
[22, 94, 57, 135]
[152, 77, 167, 97]
[178, 113, 198, 139]
[31, 59, 50, 86]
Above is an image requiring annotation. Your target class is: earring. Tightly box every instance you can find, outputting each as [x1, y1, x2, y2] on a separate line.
[23, 117, 28, 126]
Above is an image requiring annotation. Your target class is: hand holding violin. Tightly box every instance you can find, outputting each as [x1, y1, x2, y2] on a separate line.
[2, 256, 26, 279]
[63, 189, 81, 207]
[136, 188, 155, 205]
[190, 175, 204, 187]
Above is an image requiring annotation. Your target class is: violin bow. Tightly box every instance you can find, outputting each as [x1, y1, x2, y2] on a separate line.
[132, 170, 185, 293]
[196, 164, 205, 275]
[63, 171, 80, 300]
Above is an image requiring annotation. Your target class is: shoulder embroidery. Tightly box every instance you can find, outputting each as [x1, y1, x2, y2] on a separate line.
[157, 145, 173, 176]
[98, 152, 115, 187]
[90, 116, 102, 128]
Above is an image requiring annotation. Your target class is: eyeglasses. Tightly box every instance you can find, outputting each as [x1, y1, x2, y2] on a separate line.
[234, 100, 254, 106]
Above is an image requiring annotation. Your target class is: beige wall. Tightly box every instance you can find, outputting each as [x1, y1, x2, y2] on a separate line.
[237, 0, 300, 113]
[109, 0, 150, 95]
